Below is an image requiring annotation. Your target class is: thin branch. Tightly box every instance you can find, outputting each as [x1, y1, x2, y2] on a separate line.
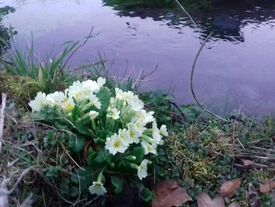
[0, 93, 7, 152]
[60, 143, 85, 172]
[174, 0, 198, 28]
[190, 33, 228, 122]
[174, 0, 228, 122]
[7, 167, 34, 195]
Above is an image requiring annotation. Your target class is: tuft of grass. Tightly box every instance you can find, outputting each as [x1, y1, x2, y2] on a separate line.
[1, 42, 77, 94]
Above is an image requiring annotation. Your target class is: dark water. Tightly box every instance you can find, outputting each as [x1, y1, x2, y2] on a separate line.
[1, 0, 275, 116]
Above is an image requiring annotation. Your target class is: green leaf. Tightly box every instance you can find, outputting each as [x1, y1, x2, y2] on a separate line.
[131, 146, 145, 163]
[111, 176, 124, 194]
[95, 149, 106, 163]
[86, 149, 97, 166]
[75, 119, 92, 136]
[97, 87, 111, 112]
[68, 136, 85, 153]
[95, 149, 113, 164]
[72, 102, 81, 121]
[140, 187, 153, 202]
[45, 166, 61, 179]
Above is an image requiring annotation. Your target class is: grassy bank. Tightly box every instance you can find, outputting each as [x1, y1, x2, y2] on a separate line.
[0, 46, 275, 207]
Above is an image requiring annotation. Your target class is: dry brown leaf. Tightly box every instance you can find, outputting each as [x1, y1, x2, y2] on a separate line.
[241, 159, 254, 167]
[219, 178, 241, 198]
[152, 180, 192, 207]
[228, 202, 241, 207]
[197, 193, 225, 207]
[260, 180, 275, 193]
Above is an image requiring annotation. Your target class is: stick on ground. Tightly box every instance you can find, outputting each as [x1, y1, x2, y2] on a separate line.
[0, 93, 7, 152]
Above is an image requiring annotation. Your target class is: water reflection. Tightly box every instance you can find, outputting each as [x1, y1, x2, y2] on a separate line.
[103, 0, 275, 43]
[1, 0, 275, 116]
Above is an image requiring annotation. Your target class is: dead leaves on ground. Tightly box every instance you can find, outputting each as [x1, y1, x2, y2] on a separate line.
[259, 180, 275, 193]
[219, 178, 241, 198]
[152, 177, 275, 207]
[152, 180, 192, 207]
[197, 178, 241, 207]
[152, 154, 275, 207]
[152, 179, 242, 207]
[197, 193, 225, 207]
[197, 193, 241, 207]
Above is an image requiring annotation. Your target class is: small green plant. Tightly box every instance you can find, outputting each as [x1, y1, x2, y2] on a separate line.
[28, 77, 168, 203]
[1, 42, 77, 94]
[0, 73, 39, 105]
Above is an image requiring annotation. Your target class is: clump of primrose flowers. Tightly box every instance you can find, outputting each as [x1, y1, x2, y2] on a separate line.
[29, 77, 168, 200]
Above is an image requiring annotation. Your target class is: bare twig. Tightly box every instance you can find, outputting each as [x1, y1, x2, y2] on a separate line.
[190, 33, 228, 122]
[7, 167, 34, 195]
[60, 143, 85, 171]
[174, 0, 198, 28]
[0, 93, 7, 152]
[0, 167, 34, 207]
[174, 0, 228, 122]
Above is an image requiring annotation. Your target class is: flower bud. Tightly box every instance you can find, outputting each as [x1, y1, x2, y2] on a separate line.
[125, 156, 136, 161]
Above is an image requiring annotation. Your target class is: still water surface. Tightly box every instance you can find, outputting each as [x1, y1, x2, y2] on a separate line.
[1, 0, 275, 116]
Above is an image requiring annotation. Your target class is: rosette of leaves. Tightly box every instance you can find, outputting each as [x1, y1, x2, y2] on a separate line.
[29, 77, 168, 203]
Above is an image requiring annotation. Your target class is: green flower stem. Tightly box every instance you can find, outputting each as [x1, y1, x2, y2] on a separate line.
[120, 106, 131, 120]
[91, 119, 96, 130]
[141, 134, 153, 143]
[82, 102, 93, 112]
[97, 167, 106, 183]
[130, 163, 139, 170]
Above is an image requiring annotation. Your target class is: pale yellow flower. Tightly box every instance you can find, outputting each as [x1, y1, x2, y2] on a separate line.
[88, 181, 107, 196]
[137, 159, 150, 180]
[127, 123, 141, 144]
[46, 91, 66, 105]
[152, 121, 162, 144]
[61, 97, 75, 112]
[90, 94, 101, 109]
[118, 129, 131, 145]
[89, 111, 99, 119]
[160, 125, 168, 137]
[107, 107, 120, 120]
[105, 134, 128, 155]
[141, 141, 157, 155]
[29, 92, 48, 112]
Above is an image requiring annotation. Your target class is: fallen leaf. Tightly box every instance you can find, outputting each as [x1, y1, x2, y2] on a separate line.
[197, 193, 225, 207]
[241, 159, 254, 167]
[219, 178, 241, 198]
[152, 180, 192, 207]
[260, 180, 275, 193]
[228, 202, 241, 207]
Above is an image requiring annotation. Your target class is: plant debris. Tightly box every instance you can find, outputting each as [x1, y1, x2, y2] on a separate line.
[218, 178, 241, 198]
[152, 180, 192, 207]
[259, 180, 275, 193]
[197, 193, 224, 207]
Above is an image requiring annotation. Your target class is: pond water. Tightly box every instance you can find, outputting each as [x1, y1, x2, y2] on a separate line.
[1, 0, 275, 116]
